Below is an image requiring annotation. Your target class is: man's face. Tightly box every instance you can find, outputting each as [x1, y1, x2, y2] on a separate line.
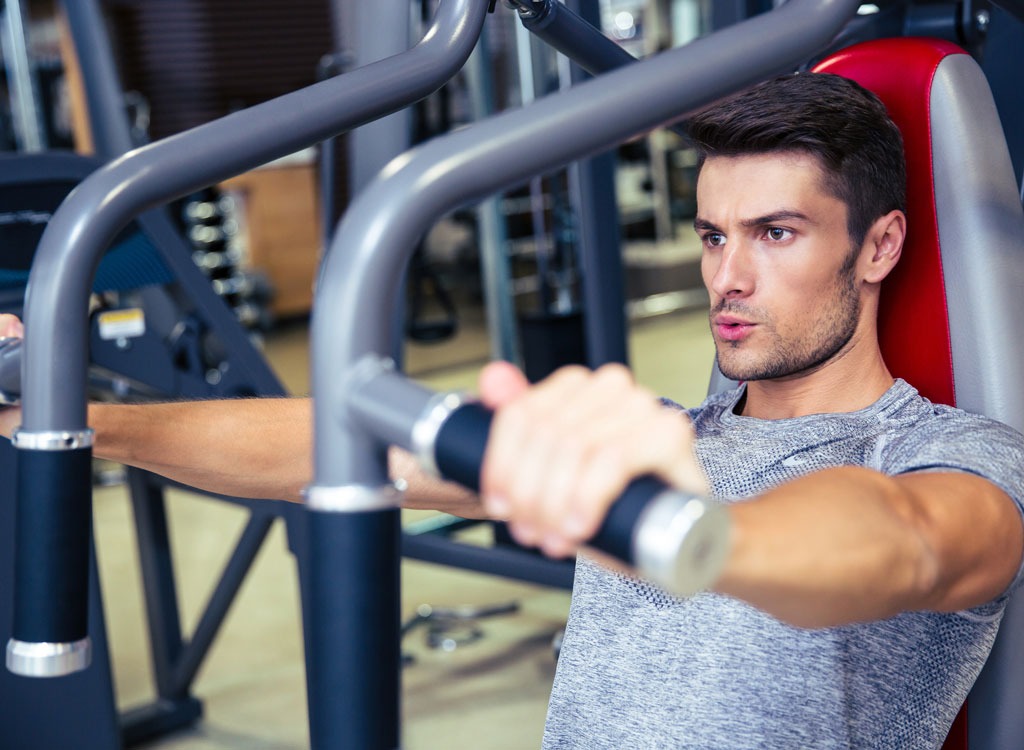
[696, 152, 863, 382]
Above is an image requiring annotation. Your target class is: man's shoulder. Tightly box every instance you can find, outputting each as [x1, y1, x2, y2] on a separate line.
[878, 382, 1024, 495]
[885, 381, 1022, 445]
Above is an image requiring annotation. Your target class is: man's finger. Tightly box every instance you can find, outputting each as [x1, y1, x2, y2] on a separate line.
[478, 360, 529, 409]
[0, 314, 24, 339]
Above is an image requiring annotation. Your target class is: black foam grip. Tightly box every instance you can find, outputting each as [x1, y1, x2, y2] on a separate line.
[13, 446, 93, 643]
[434, 402, 491, 492]
[433, 402, 667, 566]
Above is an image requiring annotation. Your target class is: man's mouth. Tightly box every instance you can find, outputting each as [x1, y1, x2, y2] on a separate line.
[713, 315, 756, 342]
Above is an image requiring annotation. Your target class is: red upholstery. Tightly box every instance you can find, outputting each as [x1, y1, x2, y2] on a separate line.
[813, 38, 962, 408]
[813, 38, 970, 749]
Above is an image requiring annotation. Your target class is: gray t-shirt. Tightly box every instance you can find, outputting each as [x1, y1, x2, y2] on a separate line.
[542, 379, 1024, 750]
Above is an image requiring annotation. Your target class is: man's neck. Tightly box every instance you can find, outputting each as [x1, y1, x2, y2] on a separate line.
[738, 341, 895, 420]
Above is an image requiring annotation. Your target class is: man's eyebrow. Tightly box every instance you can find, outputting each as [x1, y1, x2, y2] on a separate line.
[740, 210, 813, 228]
[694, 210, 814, 234]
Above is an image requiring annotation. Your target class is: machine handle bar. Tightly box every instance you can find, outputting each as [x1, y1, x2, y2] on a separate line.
[432, 400, 730, 597]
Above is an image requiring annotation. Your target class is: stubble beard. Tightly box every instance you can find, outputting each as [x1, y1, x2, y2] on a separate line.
[713, 259, 861, 383]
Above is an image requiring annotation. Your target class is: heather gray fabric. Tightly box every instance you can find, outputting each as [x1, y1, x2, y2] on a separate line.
[542, 379, 1024, 749]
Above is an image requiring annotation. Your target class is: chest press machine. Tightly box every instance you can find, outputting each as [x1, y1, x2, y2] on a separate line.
[8, 1, 1024, 750]
[2, 1, 669, 745]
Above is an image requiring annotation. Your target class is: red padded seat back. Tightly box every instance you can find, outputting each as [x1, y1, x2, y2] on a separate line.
[813, 37, 972, 750]
[813, 38, 965, 408]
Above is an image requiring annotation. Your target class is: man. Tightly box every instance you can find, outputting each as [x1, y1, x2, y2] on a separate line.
[2, 71, 1023, 747]
[475, 73, 1024, 748]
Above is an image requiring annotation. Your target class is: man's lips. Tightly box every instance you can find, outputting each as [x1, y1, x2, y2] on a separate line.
[713, 315, 756, 342]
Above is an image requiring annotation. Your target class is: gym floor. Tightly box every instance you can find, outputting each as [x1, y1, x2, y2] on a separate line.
[95, 303, 715, 750]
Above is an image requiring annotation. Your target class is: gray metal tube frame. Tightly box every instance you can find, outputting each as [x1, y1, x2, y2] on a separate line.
[565, 0, 630, 369]
[8, 0, 486, 687]
[18, 0, 487, 434]
[312, 0, 861, 488]
[465, 24, 520, 364]
[517, 0, 689, 138]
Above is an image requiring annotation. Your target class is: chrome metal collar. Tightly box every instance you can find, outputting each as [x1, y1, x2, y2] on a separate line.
[410, 391, 468, 477]
[12, 428, 94, 451]
[634, 491, 730, 597]
[304, 484, 402, 513]
[6, 637, 92, 677]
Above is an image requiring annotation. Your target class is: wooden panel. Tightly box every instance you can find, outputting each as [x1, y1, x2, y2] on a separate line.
[221, 164, 320, 318]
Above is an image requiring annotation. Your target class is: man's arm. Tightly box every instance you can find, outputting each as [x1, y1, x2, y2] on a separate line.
[0, 396, 483, 516]
[98, 399, 483, 516]
[92, 397, 312, 501]
[477, 361, 1024, 628]
[0, 309, 480, 513]
[718, 467, 1023, 628]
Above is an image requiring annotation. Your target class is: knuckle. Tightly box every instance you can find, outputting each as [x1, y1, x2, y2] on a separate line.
[594, 363, 634, 388]
[497, 399, 531, 434]
[508, 463, 544, 504]
[548, 365, 590, 388]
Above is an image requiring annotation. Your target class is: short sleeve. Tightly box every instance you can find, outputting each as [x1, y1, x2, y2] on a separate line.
[883, 409, 1024, 602]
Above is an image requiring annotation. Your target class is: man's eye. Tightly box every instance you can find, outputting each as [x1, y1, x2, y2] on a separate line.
[766, 227, 790, 241]
[704, 233, 725, 247]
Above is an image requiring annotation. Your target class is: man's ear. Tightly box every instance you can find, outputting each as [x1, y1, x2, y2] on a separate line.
[860, 210, 906, 284]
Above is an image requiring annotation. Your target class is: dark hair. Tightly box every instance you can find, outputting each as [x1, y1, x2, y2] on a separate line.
[687, 73, 906, 249]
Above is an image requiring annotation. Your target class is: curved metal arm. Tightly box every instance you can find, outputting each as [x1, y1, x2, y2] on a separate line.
[8, 0, 487, 683]
[311, 0, 862, 485]
[20, 0, 487, 432]
[303, 6, 859, 746]
[513, 0, 638, 76]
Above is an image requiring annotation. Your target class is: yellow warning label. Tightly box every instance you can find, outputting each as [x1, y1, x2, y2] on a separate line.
[97, 308, 146, 340]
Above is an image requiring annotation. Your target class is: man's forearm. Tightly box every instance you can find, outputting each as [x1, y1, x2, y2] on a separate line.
[84, 398, 485, 516]
[714, 466, 1023, 628]
[90, 398, 313, 501]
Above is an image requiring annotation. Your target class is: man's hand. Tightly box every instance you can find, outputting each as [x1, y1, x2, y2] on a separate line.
[0, 314, 24, 339]
[477, 361, 708, 559]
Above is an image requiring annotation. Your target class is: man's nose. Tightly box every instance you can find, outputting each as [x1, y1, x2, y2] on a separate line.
[707, 242, 754, 299]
